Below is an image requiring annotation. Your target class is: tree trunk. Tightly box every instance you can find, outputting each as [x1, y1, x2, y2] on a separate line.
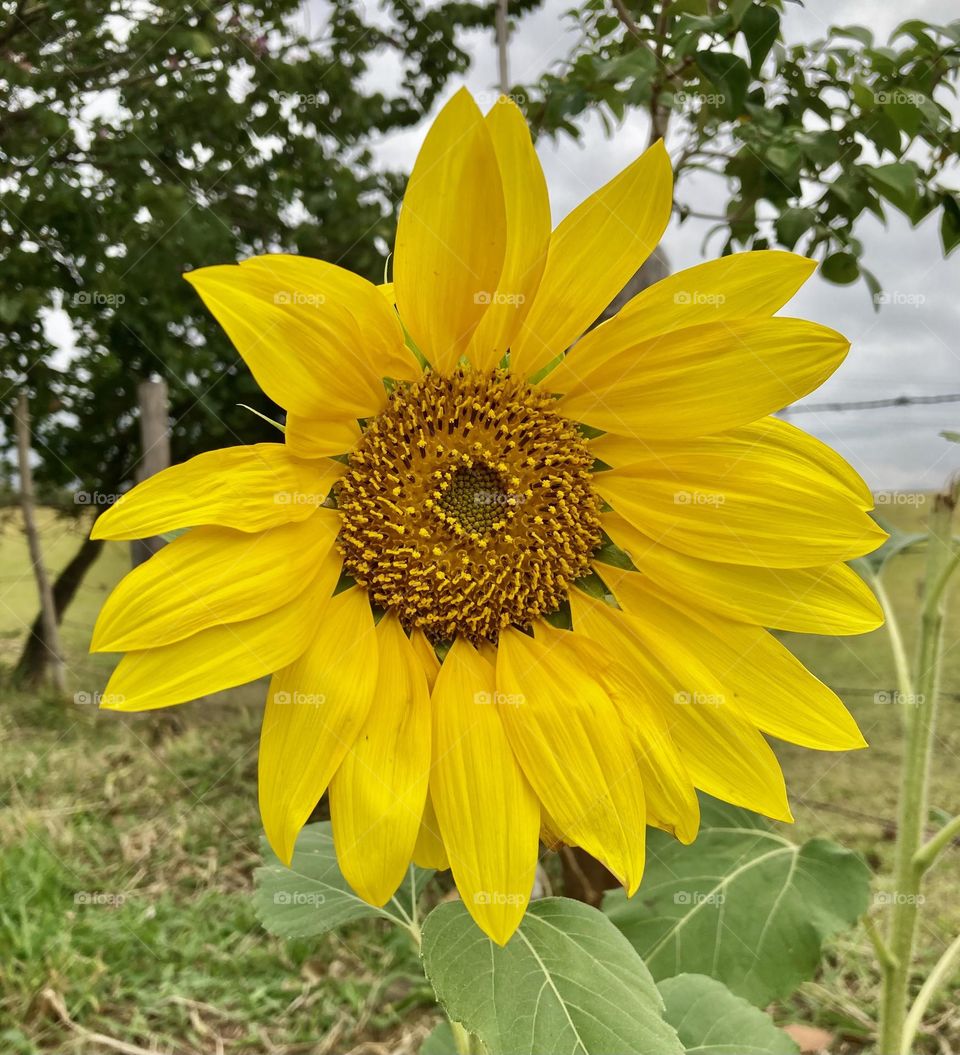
[14, 393, 66, 694]
[13, 530, 105, 688]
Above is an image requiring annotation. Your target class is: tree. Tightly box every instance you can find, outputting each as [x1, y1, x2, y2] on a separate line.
[0, 0, 527, 683]
[518, 0, 960, 291]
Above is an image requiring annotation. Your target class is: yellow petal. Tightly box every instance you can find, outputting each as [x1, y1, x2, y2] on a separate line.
[465, 98, 551, 371]
[592, 415, 873, 509]
[496, 625, 646, 894]
[555, 318, 849, 438]
[563, 606, 700, 845]
[510, 139, 672, 380]
[594, 424, 886, 568]
[412, 791, 449, 871]
[285, 415, 361, 459]
[99, 549, 343, 712]
[408, 628, 449, 870]
[240, 254, 420, 380]
[259, 586, 379, 866]
[430, 637, 539, 944]
[185, 264, 386, 418]
[92, 510, 340, 652]
[569, 589, 792, 822]
[394, 89, 507, 375]
[603, 567, 867, 752]
[409, 628, 441, 689]
[567, 249, 815, 358]
[601, 510, 882, 635]
[329, 613, 431, 906]
[91, 445, 343, 540]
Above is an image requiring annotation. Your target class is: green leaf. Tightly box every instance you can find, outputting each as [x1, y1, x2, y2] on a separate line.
[774, 207, 815, 250]
[421, 898, 684, 1055]
[603, 806, 871, 1006]
[658, 974, 799, 1054]
[855, 514, 927, 573]
[740, 5, 780, 75]
[942, 430, 960, 444]
[867, 162, 918, 216]
[820, 251, 860, 285]
[420, 1021, 456, 1054]
[695, 51, 750, 115]
[941, 195, 960, 256]
[253, 822, 432, 938]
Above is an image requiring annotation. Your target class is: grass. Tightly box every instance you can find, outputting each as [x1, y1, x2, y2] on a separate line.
[1, 502, 958, 1053]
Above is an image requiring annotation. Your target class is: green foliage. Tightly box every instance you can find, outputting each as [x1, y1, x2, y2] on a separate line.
[520, 1, 960, 285]
[603, 797, 872, 1006]
[658, 973, 799, 1054]
[420, 898, 683, 1055]
[254, 822, 432, 937]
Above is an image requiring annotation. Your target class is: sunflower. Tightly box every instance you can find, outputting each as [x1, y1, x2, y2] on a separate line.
[91, 89, 886, 945]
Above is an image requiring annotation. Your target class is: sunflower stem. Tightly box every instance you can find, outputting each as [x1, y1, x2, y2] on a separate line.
[872, 572, 913, 705]
[877, 481, 958, 1055]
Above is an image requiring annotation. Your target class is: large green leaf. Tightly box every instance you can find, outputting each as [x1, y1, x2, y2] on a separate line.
[253, 822, 432, 938]
[603, 804, 871, 1006]
[421, 898, 683, 1055]
[658, 974, 799, 1054]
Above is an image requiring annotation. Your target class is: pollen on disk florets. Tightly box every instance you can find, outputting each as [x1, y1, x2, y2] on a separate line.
[335, 369, 602, 644]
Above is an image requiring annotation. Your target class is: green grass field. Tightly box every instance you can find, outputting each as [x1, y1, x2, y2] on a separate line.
[1, 502, 958, 1053]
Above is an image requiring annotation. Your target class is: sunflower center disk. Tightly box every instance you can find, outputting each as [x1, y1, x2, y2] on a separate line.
[336, 369, 602, 644]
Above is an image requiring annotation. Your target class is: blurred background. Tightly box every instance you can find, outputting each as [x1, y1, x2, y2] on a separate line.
[1, 1, 958, 1052]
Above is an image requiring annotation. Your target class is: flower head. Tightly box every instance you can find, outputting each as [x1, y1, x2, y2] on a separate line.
[91, 89, 885, 945]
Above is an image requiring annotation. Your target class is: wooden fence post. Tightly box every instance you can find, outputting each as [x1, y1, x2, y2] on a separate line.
[130, 378, 171, 567]
[14, 393, 67, 695]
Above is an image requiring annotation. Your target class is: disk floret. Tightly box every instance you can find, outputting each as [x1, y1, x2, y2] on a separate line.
[336, 369, 602, 643]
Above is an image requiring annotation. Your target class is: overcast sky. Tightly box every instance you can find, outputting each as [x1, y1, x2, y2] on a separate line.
[363, 0, 960, 491]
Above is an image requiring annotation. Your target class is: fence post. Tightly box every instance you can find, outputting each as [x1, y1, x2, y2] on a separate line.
[14, 393, 67, 695]
[130, 378, 171, 567]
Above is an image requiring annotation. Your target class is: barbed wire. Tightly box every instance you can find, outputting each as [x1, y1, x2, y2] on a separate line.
[784, 392, 960, 414]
